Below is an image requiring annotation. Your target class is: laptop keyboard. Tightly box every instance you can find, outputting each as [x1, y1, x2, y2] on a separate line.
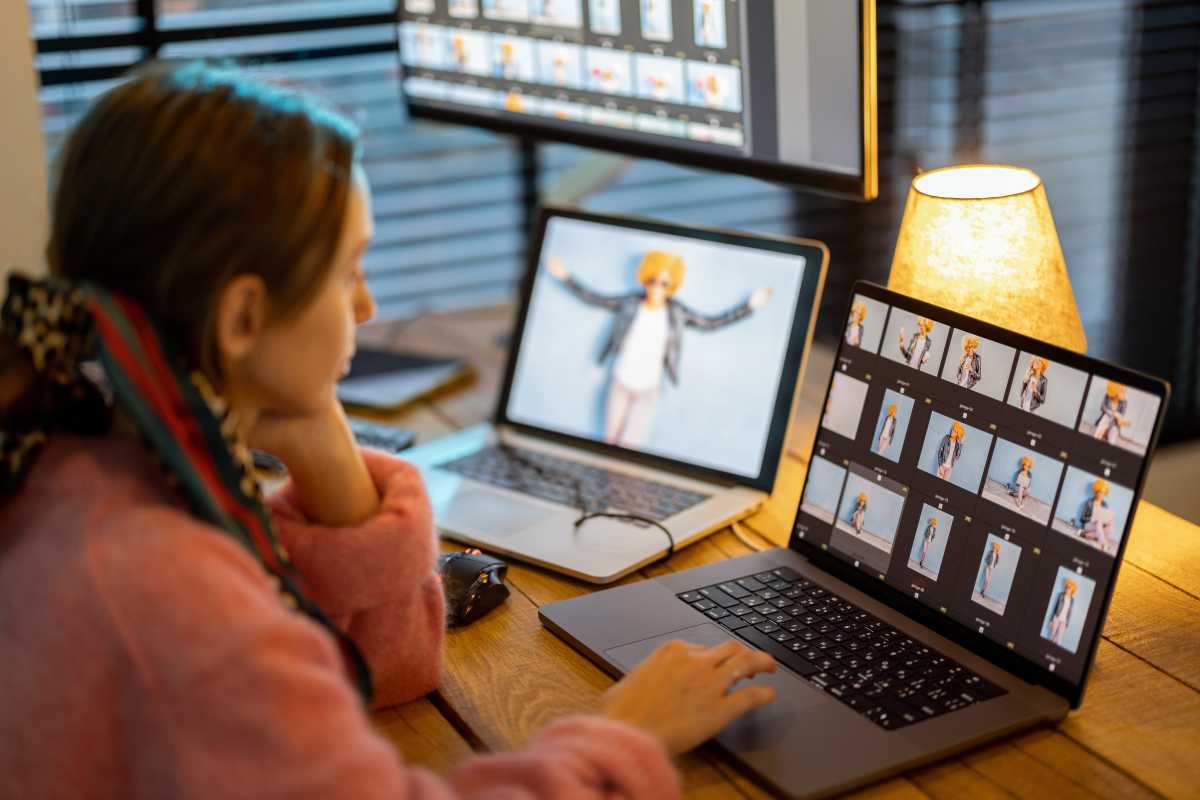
[437, 444, 710, 521]
[677, 567, 1007, 730]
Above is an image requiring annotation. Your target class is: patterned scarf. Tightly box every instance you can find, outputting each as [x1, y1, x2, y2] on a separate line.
[0, 274, 373, 703]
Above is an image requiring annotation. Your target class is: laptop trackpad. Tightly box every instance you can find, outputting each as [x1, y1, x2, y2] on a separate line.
[441, 488, 548, 538]
[604, 623, 823, 745]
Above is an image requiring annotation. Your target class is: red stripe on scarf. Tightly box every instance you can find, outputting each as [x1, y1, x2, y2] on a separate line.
[89, 296, 283, 573]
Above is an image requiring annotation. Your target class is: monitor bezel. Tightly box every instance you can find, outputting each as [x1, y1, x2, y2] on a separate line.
[788, 280, 1171, 709]
[494, 204, 828, 493]
[396, 0, 878, 201]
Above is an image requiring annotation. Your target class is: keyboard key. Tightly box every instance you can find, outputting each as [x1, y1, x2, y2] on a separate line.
[705, 608, 730, 620]
[742, 613, 766, 626]
[720, 616, 749, 632]
[717, 582, 750, 599]
[698, 586, 739, 608]
[751, 572, 778, 584]
[735, 627, 819, 677]
[771, 631, 795, 643]
[755, 622, 781, 635]
[768, 580, 792, 592]
[737, 577, 767, 592]
[728, 605, 752, 617]
[691, 599, 716, 611]
[677, 591, 702, 603]
[772, 567, 803, 582]
[744, 597, 766, 608]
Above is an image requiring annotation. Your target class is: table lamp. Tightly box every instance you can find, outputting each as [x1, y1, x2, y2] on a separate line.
[887, 164, 1087, 353]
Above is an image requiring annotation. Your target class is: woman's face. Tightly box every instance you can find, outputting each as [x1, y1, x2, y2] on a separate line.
[236, 171, 376, 417]
[644, 269, 673, 305]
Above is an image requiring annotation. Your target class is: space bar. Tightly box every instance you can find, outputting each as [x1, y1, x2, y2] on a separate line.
[734, 628, 820, 677]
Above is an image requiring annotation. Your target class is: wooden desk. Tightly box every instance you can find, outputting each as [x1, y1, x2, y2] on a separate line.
[360, 306, 1200, 799]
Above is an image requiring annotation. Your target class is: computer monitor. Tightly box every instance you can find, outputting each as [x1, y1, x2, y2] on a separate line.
[397, 1, 878, 199]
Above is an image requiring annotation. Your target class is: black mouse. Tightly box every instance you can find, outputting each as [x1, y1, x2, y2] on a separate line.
[437, 549, 510, 627]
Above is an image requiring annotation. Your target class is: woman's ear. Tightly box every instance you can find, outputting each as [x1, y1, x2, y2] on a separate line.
[214, 274, 269, 363]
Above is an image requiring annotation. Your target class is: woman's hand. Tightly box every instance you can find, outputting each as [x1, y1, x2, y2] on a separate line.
[546, 257, 569, 281]
[600, 640, 777, 756]
[748, 287, 773, 310]
[248, 392, 380, 526]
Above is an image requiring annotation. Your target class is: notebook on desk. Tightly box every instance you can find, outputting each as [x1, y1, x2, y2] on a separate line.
[402, 206, 828, 582]
[541, 281, 1170, 798]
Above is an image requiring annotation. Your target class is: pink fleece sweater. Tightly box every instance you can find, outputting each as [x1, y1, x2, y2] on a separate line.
[0, 436, 679, 800]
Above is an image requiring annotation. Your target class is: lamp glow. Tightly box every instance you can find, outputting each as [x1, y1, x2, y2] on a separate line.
[887, 164, 1087, 353]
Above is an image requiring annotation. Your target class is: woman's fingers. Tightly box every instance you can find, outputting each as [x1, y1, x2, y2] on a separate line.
[719, 648, 777, 685]
[720, 683, 777, 720]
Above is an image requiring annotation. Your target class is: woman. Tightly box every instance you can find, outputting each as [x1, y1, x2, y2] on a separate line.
[0, 63, 776, 799]
[545, 252, 771, 448]
[1093, 381, 1130, 445]
[1008, 455, 1034, 509]
[980, 542, 1002, 599]
[917, 517, 937, 568]
[936, 421, 966, 481]
[850, 491, 869, 535]
[876, 403, 898, 455]
[956, 335, 982, 389]
[1075, 479, 1116, 553]
[1046, 578, 1078, 646]
[1019, 357, 1049, 413]
[898, 317, 935, 369]
[845, 301, 868, 347]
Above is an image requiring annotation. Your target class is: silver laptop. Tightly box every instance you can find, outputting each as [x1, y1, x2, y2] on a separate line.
[404, 207, 828, 582]
[541, 281, 1170, 797]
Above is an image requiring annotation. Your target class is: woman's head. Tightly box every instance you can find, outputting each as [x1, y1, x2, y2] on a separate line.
[963, 335, 979, 353]
[992, 542, 1001, 553]
[1020, 455, 1034, 470]
[637, 251, 686, 304]
[928, 517, 937, 527]
[950, 421, 965, 441]
[1106, 381, 1126, 400]
[856, 491, 868, 506]
[886, 403, 897, 417]
[850, 301, 867, 323]
[1092, 479, 1110, 497]
[48, 62, 374, 416]
[917, 317, 934, 335]
[1064, 578, 1078, 596]
[1030, 356, 1048, 375]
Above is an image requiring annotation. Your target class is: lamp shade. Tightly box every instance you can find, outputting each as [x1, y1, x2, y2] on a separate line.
[887, 164, 1087, 353]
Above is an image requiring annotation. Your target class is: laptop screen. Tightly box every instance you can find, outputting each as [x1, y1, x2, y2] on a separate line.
[503, 211, 824, 488]
[792, 283, 1168, 691]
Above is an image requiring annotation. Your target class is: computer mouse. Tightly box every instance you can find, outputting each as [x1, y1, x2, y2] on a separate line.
[437, 549, 511, 627]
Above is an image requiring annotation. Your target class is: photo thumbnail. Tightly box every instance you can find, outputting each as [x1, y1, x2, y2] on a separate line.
[799, 455, 847, 526]
[820, 372, 869, 441]
[834, 471, 907, 555]
[907, 504, 954, 580]
[1039, 566, 1097, 654]
[917, 412, 993, 494]
[971, 533, 1022, 616]
[843, 293, 888, 355]
[1077, 375, 1161, 457]
[939, 329, 1016, 403]
[980, 438, 1065, 526]
[882, 308, 947, 376]
[1051, 467, 1135, 557]
[870, 388, 914, 463]
[1006, 351, 1089, 430]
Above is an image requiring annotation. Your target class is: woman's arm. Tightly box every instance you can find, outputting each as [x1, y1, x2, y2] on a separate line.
[268, 449, 445, 707]
[546, 257, 631, 311]
[676, 287, 771, 331]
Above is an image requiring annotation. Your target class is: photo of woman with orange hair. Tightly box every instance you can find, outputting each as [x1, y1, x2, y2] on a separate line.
[1077, 375, 1162, 457]
[956, 335, 982, 389]
[1018, 356, 1049, 412]
[972, 535, 1021, 615]
[937, 421, 966, 480]
[869, 388, 913, 463]
[918, 412, 992, 493]
[939, 329, 1015, 401]
[898, 316, 936, 369]
[981, 437, 1064, 525]
[845, 301, 867, 347]
[1041, 567, 1097, 653]
[1007, 351, 1091, 429]
[545, 251, 771, 448]
[1052, 466, 1136, 556]
[882, 307, 945, 374]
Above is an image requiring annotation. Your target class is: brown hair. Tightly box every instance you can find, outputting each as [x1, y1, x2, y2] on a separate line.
[47, 61, 361, 376]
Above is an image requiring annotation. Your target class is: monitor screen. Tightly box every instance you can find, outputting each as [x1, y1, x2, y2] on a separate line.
[397, 1, 877, 198]
[792, 284, 1167, 690]
[503, 211, 824, 488]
